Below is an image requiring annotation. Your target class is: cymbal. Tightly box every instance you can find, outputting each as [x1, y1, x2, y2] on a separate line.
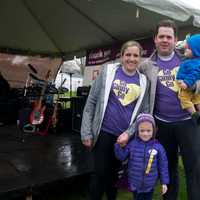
[58, 87, 69, 93]
[46, 86, 58, 94]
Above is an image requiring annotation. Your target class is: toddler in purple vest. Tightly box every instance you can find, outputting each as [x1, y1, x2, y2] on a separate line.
[115, 113, 169, 200]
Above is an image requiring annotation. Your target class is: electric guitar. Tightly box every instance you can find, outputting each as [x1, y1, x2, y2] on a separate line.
[51, 79, 66, 128]
[29, 70, 51, 125]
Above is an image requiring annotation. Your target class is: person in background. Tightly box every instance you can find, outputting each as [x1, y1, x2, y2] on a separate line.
[139, 19, 200, 200]
[176, 34, 200, 124]
[115, 113, 169, 200]
[81, 40, 149, 200]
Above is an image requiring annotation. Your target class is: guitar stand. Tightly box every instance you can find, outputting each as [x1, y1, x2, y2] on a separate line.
[23, 124, 36, 133]
[17, 120, 25, 143]
[18, 103, 53, 137]
[35, 130, 48, 136]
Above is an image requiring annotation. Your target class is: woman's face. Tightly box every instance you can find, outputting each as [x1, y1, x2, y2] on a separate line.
[121, 46, 141, 73]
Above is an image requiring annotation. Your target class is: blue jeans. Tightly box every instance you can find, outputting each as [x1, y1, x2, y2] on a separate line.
[133, 190, 153, 200]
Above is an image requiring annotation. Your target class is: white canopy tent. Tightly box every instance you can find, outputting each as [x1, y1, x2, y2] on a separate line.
[0, 0, 200, 59]
[59, 60, 82, 96]
[0, 0, 200, 87]
[123, 0, 200, 27]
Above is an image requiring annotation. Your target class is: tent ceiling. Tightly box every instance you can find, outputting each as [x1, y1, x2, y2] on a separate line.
[0, 0, 198, 58]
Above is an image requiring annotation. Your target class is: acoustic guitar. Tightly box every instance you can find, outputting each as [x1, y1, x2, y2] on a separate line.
[29, 70, 51, 125]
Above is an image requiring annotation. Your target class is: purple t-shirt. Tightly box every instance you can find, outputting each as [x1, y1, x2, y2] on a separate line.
[155, 54, 190, 122]
[101, 67, 141, 136]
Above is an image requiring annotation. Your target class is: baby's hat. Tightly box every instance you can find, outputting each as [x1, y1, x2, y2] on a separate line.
[135, 113, 156, 134]
[187, 34, 200, 57]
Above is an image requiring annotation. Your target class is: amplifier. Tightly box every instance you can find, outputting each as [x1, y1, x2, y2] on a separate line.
[76, 86, 90, 97]
[71, 96, 87, 132]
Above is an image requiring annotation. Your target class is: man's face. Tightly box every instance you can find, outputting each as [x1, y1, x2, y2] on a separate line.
[154, 27, 177, 56]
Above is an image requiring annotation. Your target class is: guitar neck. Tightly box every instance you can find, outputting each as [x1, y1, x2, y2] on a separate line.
[36, 82, 47, 104]
[36, 70, 51, 106]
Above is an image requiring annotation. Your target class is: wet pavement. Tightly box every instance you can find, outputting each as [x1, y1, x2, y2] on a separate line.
[0, 124, 93, 196]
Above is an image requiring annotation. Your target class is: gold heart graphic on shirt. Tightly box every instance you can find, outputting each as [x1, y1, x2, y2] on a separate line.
[113, 80, 141, 106]
[158, 66, 179, 92]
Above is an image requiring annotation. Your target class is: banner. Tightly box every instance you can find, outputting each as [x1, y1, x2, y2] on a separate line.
[86, 38, 154, 66]
[86, 44, 120, 66]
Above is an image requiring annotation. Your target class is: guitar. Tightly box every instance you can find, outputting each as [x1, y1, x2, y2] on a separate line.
[51, 101, 59, 128]
[51, 78, 66, 128]
[29, 70, 51, 125]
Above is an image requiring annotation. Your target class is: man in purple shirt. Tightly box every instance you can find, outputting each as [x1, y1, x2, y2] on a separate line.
[140, 19, 200, 200]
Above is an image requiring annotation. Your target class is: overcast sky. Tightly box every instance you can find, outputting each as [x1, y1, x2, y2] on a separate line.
[179, 0, 200, 8]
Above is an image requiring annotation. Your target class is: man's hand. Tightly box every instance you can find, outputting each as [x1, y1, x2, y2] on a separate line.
[177, 80, 188, 89]
[117, 132, 129, 147]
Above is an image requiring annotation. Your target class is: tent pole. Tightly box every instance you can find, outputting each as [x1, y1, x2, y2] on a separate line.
[69, 73, 73, 98]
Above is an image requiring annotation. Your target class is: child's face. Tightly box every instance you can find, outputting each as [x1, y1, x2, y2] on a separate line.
[138, 121, 153, 142]
[184, 42, 193, 58]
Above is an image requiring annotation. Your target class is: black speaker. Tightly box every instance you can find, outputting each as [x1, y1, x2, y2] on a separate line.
[76, 86, 90, 97]
[58, 108, 72, 132]
[71, 97, 87, 132]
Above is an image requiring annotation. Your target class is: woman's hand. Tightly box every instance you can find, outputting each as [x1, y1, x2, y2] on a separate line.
[82, 139, 93, 149]
[117, 132, 129, 147]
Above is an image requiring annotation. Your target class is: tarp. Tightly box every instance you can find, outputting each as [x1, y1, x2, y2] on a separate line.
[60, 60, 81, 74]
[0, 0, 199, 58]
[0, 53, 62, 88]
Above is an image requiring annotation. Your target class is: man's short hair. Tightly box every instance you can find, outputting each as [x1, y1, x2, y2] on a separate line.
[154, 19, 178, 37]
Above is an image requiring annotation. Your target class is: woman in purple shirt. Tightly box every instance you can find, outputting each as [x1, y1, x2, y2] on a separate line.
[81, 40, 149, 200]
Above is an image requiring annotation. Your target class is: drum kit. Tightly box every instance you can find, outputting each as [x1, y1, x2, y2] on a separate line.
[24, 64, 56, 98]
[24, 63, 68, 100]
